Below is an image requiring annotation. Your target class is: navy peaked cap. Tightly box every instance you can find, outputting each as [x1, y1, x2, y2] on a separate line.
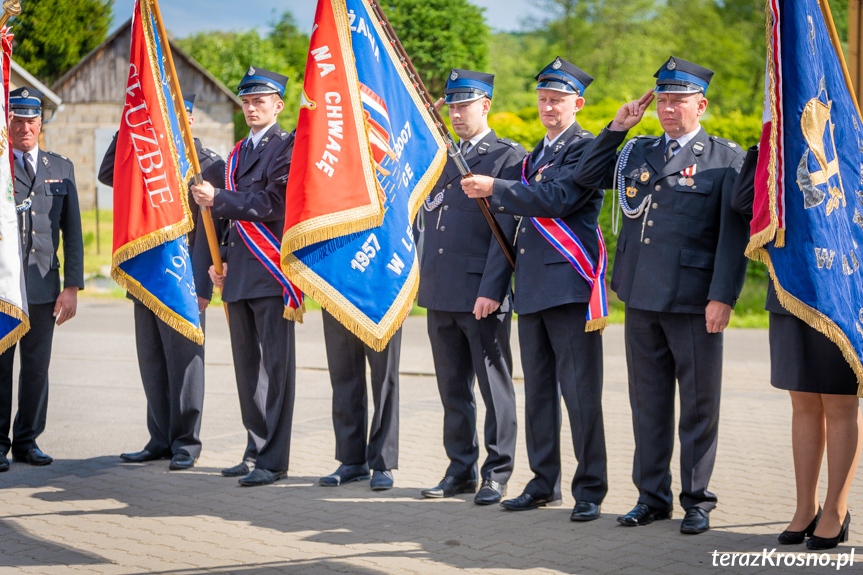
[9, 87, 43, 118]
[238, 66, 288, 97]
[445, 69, 494, 104]
[183, 93, 196, 114]
[654, 57, 714, 95]
[535, 57, 593, 95]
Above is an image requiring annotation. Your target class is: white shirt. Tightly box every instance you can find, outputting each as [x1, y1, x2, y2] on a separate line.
[13, 148, 38, 174]
[461, 127, 492, 155]
[247, 121, 278, 148]
[664, 125, 701, 156]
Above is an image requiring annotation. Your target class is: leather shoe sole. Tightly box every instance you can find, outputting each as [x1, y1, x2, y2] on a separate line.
[168, 453, 196, 471]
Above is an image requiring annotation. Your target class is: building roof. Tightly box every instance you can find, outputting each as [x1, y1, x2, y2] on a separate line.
[52, 17, 241, 108]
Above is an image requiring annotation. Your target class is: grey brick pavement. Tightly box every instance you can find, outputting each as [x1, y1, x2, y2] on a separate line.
[0, 300, 860, 574]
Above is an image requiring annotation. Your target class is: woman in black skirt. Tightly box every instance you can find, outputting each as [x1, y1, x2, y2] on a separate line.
[732, 145, 863, 550]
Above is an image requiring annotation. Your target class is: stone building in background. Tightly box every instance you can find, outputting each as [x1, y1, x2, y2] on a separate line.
[48, 18, 240, 210]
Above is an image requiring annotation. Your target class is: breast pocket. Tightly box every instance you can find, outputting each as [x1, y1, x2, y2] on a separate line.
[45, 181, 68, 196]
[672, 177, 714, 219]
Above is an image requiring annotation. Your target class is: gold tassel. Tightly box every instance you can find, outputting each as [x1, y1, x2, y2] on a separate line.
[585, 317, 608, 333]
[0, 301, 29, 355]
[774, 227, 786, 248]
[282, 303, 306, 324]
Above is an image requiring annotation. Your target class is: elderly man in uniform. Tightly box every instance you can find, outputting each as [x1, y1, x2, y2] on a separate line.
[99, 93, 222, 471]
[418, 69, 523, 505]
[0, 87, 83, 470]
[462, 58, 608, 521]
[191, 67, 297, 487]
[573, 57, 748, 533]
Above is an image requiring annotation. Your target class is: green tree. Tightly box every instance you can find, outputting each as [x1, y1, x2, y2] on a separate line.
[11, 0, 113, 84]
[382, 0, 489, 98]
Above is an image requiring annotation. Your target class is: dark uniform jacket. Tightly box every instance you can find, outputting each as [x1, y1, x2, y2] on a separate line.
[16, 149, 84, 305]
[210, 124, 294, 303]
[574, 126, 748, 313]
[98, 133, 225, 299]
[418, 129, 524, 312]
[488, 122, 604, 315]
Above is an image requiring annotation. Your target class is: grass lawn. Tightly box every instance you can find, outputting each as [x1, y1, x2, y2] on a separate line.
[70, 209, 770, 327]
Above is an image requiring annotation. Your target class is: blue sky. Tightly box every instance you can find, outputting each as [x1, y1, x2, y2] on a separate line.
[110, 1, 545, 37]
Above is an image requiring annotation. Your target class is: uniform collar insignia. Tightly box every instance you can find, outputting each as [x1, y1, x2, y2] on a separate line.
[652, 139, 661, 147]
[41, 155, 49, 166]
[692, 141, 705, 154]
[262, 137, 269, 143]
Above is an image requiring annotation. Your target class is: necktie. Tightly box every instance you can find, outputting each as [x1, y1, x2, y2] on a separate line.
[243, 139, 254, 163]
[665, 140, 679, 163]
[461, 140, 471, 156]
[23, 152, 35, 182]
[535, 143, 548, 167]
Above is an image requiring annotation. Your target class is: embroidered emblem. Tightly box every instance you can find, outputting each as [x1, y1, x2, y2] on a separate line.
[553, 57, 562, 70]
[248, 66, 256, 76]
[450, 70, 458, 81]
[21, 89, 28, 99]
[693, 142, 705, 154]
[626, 186, 638, 198]
[640, 171, 650, 183]
[667, 58, 677, 71]
[41, 156, 48, 166]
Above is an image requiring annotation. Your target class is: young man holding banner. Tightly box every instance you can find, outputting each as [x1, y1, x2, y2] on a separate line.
[191, 67, 298, 487]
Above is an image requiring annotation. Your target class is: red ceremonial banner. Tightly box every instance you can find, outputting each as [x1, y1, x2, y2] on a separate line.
[282, 0, 383, 253]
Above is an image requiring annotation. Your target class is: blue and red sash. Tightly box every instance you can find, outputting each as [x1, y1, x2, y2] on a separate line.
[521, 157, 608, 331]
[227, 140, 304, 322]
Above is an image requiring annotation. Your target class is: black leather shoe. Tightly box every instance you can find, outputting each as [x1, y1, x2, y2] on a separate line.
[319, 464, 371, 487]
[500, 492, 561, 511]
[0, 452, 8, 472]
[680, 507, 710, 534]
[221, 462, 251, 477]
[120, 449, 167, 463]
[616, 503, 673, 526]
[778, 507, 821, 545]
[807, 512, 851, 550]
[13, 448, 53, 466]
[238, 468, 286, 487]
[370, 470, 394, 491]
[168, 453, 196, 471]
[421, 476, 478, 498]
[474, 479, 506, 505]
[570, 501, 601, 522]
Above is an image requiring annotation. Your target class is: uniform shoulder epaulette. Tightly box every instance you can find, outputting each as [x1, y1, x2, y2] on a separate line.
[276, 129, 290, 139]
[46, 150, 70, 161]
[201, 147, 219, 159]
[496, 137, 519, 149]
[709, 135, 740, 149]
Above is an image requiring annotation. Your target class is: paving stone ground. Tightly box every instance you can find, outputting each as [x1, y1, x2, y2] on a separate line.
[1, 299, 861, 574]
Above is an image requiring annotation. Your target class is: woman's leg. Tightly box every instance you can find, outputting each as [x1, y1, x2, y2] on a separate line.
[814, 394, 862, 538]
[787, 391, 826, 531]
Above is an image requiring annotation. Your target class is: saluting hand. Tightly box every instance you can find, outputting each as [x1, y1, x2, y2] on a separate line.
[190, 181, 215, 207]
[705, 300, 732, 333]
[462, 175, 494, 198]
[610, 89, 655, 132]
[209, 263, 227, 289]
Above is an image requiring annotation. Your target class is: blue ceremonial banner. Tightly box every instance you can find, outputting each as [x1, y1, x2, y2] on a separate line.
[111, 0, 202, 344]
[748, 0, 863, 393]
[281, 0, 446, 350]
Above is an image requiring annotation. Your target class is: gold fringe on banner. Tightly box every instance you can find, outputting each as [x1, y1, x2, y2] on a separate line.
[0, 300, 28, 355]
[585, 317, 607, 334]
[112, 267, 204, 345]
[282, 302, 306, 324]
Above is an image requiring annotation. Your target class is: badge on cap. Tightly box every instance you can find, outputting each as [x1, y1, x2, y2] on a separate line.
[248, 66, 256, 75]
[21, 89, 28, 99]
[552, 57, 562, 70]
[667, 58, 677, 71]
[450, 70, 458, 81]
[640, 171, 650, 183]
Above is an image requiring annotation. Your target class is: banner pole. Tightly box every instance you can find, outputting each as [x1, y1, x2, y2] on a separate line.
[821, 0, 863, 120]
[149, 0, 228, 320]
[366, 0, 516, 269]
[0, 2, 21, 29]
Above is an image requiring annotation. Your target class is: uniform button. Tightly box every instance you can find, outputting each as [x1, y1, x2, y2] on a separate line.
[443, 205, 449, 211]
[521, 228, 527, 233]
[230, 242, 235, 247]
[644, 238, 651, 244]
[30, 248, 35, 253]
[654, 185, 661, 192]
[29, 191, 34, 197]
[519, 248, 525, 254]
[446, 184, 452, 189]
[440, 226, 445, 231]
[438, 248, 444, 254]
[498, 207, 504, 212]
[647, 220, 654, 227]
[31, 210, 35, 215]
[652, 203, 658, 209]
[31, 230, 35, 235]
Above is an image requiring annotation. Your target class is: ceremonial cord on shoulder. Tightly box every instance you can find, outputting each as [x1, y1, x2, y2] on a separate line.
[612, 137, 651, 236]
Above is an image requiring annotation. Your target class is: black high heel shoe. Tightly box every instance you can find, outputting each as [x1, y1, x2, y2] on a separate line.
[807, 511, 851, 550]
[778, 507, 821, 545]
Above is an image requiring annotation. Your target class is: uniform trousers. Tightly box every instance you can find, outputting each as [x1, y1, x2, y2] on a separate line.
[227, 296, 295, 472]
[427, 309, 516, 483]
[518, 302, 607, 503]
[624, 306, 723, 511]
[0, 302, 55, 455]
[133, 300, 204, 458]
[322, 310, 400, 470]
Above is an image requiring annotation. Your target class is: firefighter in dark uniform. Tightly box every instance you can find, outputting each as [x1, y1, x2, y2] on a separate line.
[462, 58, 608, 521]
[191, 67, 296, 487]
[0, 87, 84, 470]
[98, 93, 222, 471]
[573, 57, 748, 534]
[417, 69, 523, 505]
